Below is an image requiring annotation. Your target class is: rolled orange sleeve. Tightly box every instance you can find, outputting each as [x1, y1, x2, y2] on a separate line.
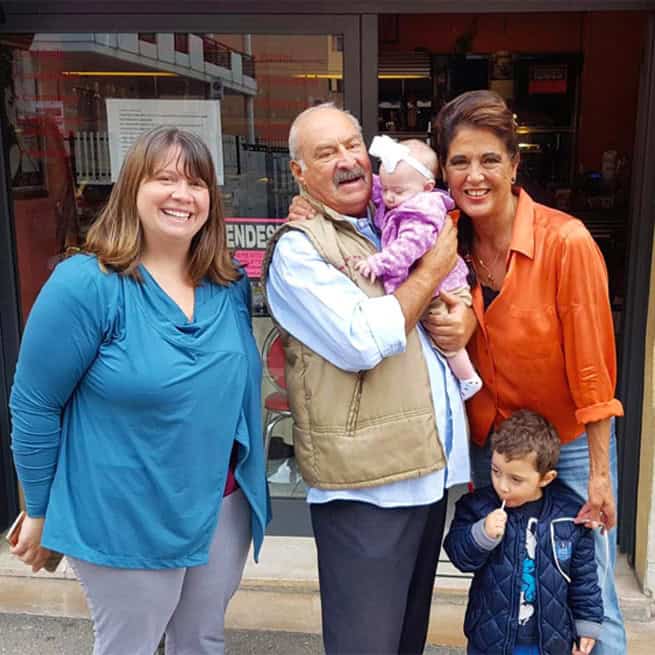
[557, 222, 624, 425]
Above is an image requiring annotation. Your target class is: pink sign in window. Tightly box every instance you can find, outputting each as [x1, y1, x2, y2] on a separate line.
[225, 217, 285, 279]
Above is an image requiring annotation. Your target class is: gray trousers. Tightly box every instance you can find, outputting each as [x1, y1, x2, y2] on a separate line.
[69, 490, 251, 655]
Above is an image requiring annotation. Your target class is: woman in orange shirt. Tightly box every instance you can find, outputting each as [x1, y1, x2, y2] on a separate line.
[428, 90, 625, 655]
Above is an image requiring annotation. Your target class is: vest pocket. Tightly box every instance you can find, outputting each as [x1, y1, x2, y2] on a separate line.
[345, 372, 364, 436]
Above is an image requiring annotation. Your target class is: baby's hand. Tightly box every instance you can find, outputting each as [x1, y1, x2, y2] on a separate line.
[484, 508, 507, 540]
[572, 637, 595, 654]
[354, 257, 378, 284]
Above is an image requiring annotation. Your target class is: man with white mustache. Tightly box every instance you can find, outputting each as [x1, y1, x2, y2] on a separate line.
[262, 103, 472, 655]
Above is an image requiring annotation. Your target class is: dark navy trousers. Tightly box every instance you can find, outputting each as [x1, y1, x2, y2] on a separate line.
[310, 493, 449, 655]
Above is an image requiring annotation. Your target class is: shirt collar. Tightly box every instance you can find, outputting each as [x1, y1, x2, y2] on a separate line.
[509, 188, 535, 260]
[341, 206, 375, 230]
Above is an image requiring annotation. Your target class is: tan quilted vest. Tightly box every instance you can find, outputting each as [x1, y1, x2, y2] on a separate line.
[260, 199, 446, 489]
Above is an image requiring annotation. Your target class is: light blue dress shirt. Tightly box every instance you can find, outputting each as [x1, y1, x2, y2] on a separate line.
[266, 215, 470, 508]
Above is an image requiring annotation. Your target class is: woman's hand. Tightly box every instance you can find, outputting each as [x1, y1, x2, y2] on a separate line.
[422, 289, 478, 352]
[288, 195, 316, 221]
[9, 515, 52, 572]
[576, 474, 616, 532]
[572, 636, 596, 654]
[575, 419, 617, 532]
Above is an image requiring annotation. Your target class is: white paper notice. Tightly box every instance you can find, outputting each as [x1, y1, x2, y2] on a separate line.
[106, 99, 223, 184]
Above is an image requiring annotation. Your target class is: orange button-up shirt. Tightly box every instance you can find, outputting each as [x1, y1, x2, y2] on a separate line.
[466, 190, 624, 446]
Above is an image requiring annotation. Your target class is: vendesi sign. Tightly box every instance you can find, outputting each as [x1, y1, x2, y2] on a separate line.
[225, 218, 285, 279]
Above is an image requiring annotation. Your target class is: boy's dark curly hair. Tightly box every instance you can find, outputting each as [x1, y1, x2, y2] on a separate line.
[491, 410, 560, 475]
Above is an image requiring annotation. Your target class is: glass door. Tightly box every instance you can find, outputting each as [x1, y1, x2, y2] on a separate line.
[0, 16, 361, 535]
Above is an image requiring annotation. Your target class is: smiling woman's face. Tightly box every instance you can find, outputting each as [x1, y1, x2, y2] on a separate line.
[443, 126, 518, 222]
[136, 145, 210, 252]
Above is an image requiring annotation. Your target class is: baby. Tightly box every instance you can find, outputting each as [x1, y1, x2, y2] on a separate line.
[355, 135, 482, 400]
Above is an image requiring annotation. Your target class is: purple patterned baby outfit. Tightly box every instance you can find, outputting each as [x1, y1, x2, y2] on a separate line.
[370, 176, 470, 295]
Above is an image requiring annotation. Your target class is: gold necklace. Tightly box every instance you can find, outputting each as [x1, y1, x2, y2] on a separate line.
[471, 207, 515, 288]
[472, 245, 505, 289]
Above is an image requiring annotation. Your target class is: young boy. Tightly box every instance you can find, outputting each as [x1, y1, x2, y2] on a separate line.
[444, 410, 603, 655]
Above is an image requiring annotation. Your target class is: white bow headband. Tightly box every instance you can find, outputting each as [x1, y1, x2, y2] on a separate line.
[369, 135, 434, 181]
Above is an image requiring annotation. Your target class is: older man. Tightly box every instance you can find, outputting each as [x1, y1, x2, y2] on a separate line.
[262, 103, 471, 655]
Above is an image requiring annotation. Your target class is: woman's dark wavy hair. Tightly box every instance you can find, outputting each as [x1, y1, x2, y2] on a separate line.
[434, 89, 519, 168]
[434, 90, 519, 282]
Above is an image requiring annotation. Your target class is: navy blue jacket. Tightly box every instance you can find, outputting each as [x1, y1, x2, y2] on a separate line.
[444, 480, 603, 654]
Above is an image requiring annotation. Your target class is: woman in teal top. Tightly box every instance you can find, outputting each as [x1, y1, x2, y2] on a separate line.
[10, 126, 270, 654]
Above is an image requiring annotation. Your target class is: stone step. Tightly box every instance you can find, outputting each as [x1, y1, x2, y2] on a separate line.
[0, 573, 464, 649]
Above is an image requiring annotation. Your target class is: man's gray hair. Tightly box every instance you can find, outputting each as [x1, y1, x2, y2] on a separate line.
[288, 102, 363, 169]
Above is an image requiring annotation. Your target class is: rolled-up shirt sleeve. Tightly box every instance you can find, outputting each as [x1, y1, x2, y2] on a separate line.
[266, 230, 406, 372]
[556, 222, 624, 425]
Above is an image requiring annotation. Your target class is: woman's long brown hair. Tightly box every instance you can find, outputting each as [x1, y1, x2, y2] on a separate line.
[84, 126, 239, 286]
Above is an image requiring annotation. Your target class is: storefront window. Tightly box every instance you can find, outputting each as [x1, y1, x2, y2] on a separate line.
[377, 12, 644, 335]
[1, 31, 345, 502]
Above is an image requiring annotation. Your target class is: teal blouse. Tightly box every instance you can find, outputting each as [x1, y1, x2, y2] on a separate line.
[10, 254, 270, 568]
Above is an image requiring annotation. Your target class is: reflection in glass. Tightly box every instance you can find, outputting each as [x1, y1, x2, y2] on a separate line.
[2, 31, 344, 501]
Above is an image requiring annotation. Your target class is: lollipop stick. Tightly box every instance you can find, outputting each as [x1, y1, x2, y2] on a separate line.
[500, 500, 506, 511]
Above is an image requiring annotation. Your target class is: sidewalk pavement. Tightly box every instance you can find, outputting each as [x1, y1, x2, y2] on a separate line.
[0, 614, 463, 655]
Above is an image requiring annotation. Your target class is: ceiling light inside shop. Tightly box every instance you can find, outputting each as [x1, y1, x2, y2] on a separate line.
[378, 74, 430, 79]
[62, 71, 178, 77]
[292, 73, 429, 80]
[292, 74, 343, 79]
